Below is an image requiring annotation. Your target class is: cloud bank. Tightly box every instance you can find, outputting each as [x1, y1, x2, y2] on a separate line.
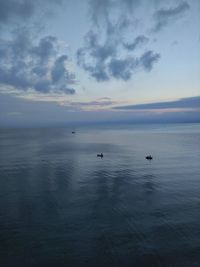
[1, 94, 200, 128]
[114, 96, 200, 110]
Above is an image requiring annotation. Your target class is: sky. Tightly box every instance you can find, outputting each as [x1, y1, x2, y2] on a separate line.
[0, 0, 199, 127]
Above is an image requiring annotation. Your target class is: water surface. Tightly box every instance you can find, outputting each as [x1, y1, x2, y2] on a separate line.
[0, 123, 200, 266]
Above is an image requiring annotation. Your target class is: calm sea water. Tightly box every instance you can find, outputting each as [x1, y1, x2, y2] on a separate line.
[0, 123, 200, 267]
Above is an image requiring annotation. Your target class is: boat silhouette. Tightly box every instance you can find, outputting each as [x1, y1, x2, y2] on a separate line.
[146, 155, 153, 160]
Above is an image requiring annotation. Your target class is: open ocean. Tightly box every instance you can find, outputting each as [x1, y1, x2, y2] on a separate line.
[0, 123, 200, 267]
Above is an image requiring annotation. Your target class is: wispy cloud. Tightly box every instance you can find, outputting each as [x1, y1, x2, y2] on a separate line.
[60, 98, 118, 111]
[88, 0, 140, 26]
[123, 35, 149, 51]
[152, 1, 190, 32]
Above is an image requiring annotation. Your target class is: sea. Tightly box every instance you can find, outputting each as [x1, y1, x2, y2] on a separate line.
[0, 123, 200, 267]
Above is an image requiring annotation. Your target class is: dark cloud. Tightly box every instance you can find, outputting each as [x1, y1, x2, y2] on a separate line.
[109, 51, 160, 80]
[0, 28, 76, 95]
[51, 55, 76, 85]
[138, 50, 160, 71]
[77, 30, 116, 81]
[34, 80, 51, 93]
[108, 58, 135, 80]
[123, 35, 149, 51]
[153, 1, 190, 32]
[63, 88, 76, 95]
[114, 96, 200, 110]
[31, 36, 58, 61]
[90, 66, 110, 82]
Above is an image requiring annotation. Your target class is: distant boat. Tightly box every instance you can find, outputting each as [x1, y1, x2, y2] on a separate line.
[97, 153, 103, 158]
[72, 131, 75, 134]
[146, 155, 153, 160]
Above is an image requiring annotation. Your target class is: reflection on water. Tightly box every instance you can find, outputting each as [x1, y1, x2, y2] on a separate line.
[0, 123, 200, 266]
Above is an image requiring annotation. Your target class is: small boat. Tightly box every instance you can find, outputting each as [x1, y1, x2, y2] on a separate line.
[97, 153, 103, 158]
[146, 155, 153, 160]
[72, 131, 75, 134]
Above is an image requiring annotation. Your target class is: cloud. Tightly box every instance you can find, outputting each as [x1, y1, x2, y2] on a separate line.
[89, 0, 113, 25]
[51, 55, 76, 89]
[58, 96, 117, 110]
[138, 50, 160, 71]
[0, 28, 76, 95]
[89, 0, 140, 25]
[108, 50, 160, 80]
[77, 0, 160, 82]
[77, 32, 160, 81]
[123, 0, 140, 10]
[77, 30, 159, 82]
[123, 35, 149, 51]
[1, 94, 199, 127]
[77, 30, 116, 81]
[0, 0, 63, 26]
[108, 57, 135, 80]
[62, 99, 117, 111]
[153, 1, 190, 32]
[114, 96, 200, 110]
[0, 0, 35, 25]
[31, 36, 58, 62]
[0, 0, 76, 96]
